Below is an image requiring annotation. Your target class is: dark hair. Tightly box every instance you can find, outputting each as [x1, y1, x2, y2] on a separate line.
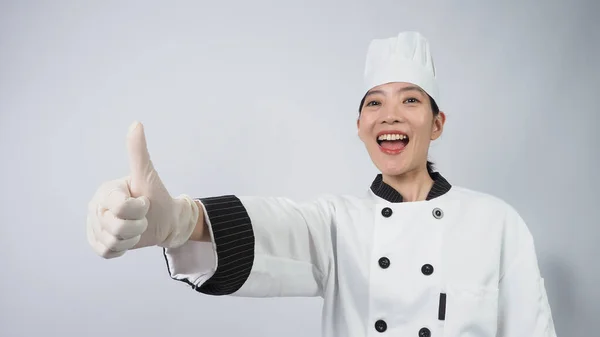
[358, 93, 440, 175]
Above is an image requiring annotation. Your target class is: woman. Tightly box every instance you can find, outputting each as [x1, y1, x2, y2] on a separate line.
[86, 31, 557, 336]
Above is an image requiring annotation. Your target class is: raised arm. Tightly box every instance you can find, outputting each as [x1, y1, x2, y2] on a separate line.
[86, 122, 336, 299]
[164, 195, 337, 298]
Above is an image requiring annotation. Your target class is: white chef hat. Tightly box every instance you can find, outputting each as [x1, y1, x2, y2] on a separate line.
[363, 31, 439, 105]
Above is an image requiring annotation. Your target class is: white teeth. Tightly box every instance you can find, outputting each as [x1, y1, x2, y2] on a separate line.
[378, 134, 407, 141]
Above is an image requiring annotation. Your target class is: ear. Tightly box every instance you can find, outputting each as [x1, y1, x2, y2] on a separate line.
[356, 117, 365, 140]
[431, 111, 446, 140]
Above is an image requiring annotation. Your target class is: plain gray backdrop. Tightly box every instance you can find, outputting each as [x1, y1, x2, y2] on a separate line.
[1, 1, 598, 336]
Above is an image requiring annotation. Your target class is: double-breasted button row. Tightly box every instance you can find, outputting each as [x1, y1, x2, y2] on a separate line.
[375, 208, 438, 336]
[380, 207, 444, 219]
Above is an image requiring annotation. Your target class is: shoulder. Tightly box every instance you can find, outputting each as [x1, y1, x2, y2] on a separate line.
[448, 186, 532, 238]
[311, 193, 370, 207]
[447, 185, 520, 216]
[305, 193, 375, 216]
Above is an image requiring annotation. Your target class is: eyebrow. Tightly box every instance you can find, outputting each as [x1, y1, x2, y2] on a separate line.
[364, 85, 426, 99]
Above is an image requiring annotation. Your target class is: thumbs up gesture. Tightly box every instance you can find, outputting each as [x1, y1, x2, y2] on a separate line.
[87, 122, 200, 259]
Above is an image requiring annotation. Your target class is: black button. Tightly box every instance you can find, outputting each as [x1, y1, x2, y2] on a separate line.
[381, 207, 393, 218]
[432, 207, 443, 219]
[418, 327, 431, 337]
[375, 320, 387, 333]
[421, 264, 434, 275]
[378, 257, 390, 269]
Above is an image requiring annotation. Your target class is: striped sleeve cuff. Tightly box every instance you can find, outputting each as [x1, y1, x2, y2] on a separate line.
[196, 195, 255, 295]
[164, 195, 255, 296]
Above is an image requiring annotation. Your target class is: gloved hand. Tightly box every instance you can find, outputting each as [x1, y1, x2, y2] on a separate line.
[86, 121, 200, 259]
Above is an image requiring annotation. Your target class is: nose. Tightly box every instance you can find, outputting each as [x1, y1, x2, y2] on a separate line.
[381, 106, 406, 125]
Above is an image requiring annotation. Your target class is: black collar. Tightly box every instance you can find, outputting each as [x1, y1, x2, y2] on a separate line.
[370, 172, 452, 203]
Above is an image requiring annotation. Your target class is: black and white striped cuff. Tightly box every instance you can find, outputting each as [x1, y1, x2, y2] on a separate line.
[195, 195, 255, 295]
[164, 195, 255, 296]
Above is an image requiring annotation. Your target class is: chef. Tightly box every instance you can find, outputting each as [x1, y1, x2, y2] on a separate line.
[86, 31, 558, 337]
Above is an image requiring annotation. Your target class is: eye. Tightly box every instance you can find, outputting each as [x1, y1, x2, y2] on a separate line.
[365, 100, 381, 107]
[403, 97, 420, 104]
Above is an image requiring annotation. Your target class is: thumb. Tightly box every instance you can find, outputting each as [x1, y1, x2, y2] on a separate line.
[126, 121, 153, 196]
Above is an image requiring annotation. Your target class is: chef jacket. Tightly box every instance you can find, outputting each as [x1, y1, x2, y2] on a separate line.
[163, 172, 557, 337]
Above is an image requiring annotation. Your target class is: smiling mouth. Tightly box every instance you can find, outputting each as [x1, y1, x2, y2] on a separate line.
[376, 133, 409, 154]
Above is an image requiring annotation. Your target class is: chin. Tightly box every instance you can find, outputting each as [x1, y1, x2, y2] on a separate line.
[364, 143, 420, 177]
[378, 166, 409, 177]
[372, 157, 410, 176]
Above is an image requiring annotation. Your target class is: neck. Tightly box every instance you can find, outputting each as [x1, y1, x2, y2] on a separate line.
[382, 167, 434, 202]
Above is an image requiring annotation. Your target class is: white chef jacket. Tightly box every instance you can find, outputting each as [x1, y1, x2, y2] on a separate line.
[163, 172, 557, 337]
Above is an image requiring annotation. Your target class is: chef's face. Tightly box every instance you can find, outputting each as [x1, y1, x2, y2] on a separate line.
[357, 82, 445, 176]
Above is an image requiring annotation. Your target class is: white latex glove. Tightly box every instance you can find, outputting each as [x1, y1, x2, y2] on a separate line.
[87, 121, 200, 259]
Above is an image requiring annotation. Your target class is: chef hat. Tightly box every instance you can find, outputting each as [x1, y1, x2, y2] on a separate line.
[363, 31, 439, 104]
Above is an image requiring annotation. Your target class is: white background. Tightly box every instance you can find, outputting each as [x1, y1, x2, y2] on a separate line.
[1, 1, 598, 336]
